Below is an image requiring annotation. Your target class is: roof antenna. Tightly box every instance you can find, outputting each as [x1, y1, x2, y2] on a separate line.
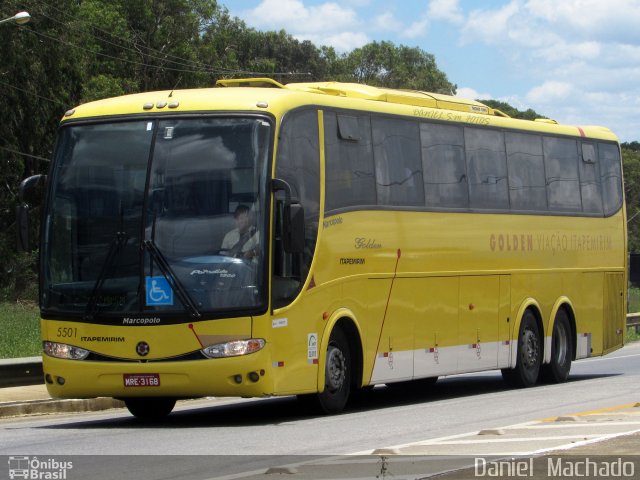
[169, 75, 182, 98]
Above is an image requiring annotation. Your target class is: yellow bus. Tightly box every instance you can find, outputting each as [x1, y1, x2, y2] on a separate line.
[23, 78, 627, 418]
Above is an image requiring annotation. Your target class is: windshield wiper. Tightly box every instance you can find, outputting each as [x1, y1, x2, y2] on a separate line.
[84, 231, 129, 321]
[143, 239, 201, 319]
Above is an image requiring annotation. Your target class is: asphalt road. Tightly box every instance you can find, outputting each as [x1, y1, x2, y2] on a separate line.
[1, 343, 639, 479]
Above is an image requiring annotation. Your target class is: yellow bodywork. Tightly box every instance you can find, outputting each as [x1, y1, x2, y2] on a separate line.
[43, 80, 626, 399]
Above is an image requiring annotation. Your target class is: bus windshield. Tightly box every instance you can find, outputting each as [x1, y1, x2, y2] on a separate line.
[42, 117, 271, 321]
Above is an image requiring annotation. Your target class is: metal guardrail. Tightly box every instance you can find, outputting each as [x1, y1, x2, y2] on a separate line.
[0, 357, 43, 388]
[628, 312, 640, 330]
[0, 315, 639, 388]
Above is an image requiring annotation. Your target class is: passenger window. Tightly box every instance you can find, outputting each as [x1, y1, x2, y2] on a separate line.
[505, 132, 547, 211]
[420, 123, 469, 208]
[599, 143, 623, 216]
[543, 137, 581, 212]
[372, 117, 424, 206]
[324, 112, 375, 211]
[579, 143, 603, 215]
[465, 127, 508, 209]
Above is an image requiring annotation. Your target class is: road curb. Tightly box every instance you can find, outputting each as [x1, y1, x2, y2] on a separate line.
[0, 397, 125, 418]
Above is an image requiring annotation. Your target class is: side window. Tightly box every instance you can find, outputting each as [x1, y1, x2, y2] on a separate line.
[324, 112, 375, 211]
[544, 137, 581, 212]
[579, 143, 603, 215]
[274, 109, 320, 308]
[599, 142, 623, 215]
[420, 123, 468, 208]
[372, 117, 424, 206]
[465, 127, 508, 209]
[505, 132, 547, 211]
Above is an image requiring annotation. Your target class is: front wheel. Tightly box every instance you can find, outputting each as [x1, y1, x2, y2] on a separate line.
[541, 309, 573, 383]
[502, 310, 541, 388]
[124, 397, 176, 420]
[299, 328, 351, 414]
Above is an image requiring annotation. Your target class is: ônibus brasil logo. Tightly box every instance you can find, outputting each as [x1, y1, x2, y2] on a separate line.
[8, 456, 73, 479]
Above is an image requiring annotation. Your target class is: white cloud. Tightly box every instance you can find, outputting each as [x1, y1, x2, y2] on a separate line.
[241, 0, 374, 51]
[525, 81, 573, 104]
[403, 17, 430, 39]
[304, 31, 369, 52]
[428, 0, 464, 24]
[461, 1, 520, 45]
[525, 0, 640, 42]
[456, 87, 491, 100]
[372, 12, 403, 33]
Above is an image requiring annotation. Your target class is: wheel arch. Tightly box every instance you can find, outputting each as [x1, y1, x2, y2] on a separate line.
[318, 309, 364, 392]
[546, 298, 577, 363]
[512, 299, 544, 368]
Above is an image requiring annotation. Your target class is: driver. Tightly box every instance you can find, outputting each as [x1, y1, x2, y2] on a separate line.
[220, 205, 259, 259]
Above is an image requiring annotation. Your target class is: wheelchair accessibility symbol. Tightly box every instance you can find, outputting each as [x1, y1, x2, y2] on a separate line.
[145, 276, 174, 306]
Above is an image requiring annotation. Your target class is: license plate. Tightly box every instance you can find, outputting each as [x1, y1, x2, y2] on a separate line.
[123, 373, 160, 387]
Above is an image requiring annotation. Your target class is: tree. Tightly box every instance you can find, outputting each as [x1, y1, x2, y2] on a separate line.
[479, 99, 546, 120]
[334, 41, 456, 93]
[623, 147, 640, 252]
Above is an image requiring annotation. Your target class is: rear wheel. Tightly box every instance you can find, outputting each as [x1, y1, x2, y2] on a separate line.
[124, 397, 176, 420]
[502, 310, 541, 388]
[541, 309, 572, 383]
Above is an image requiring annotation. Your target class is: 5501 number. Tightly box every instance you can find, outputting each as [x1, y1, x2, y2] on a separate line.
[57, 327, 77, 338]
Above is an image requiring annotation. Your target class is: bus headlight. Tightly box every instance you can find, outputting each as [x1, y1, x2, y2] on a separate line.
[43, 341, 90, 360]
[201, 339, 265, 358]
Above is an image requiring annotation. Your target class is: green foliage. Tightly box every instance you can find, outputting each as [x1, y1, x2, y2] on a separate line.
[335, 41, 456, 93]
[0, 301, 40, 359]
[623, 147, 640, 252]
[478, 99, 546, 120]
[622, 141, 640, 152]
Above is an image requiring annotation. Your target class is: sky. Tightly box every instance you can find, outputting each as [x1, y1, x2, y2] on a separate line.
[219, 0, 640, 142]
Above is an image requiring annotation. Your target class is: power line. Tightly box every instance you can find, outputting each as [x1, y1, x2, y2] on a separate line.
[32, 0, 222, 72]
[30, 0, 263, 76]
[29, 1, 311, 78]
[0, 145, 50, 163]
[0, 79, 67, 106]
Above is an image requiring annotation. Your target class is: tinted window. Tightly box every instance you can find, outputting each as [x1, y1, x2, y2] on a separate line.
[579, 143, 603, 214]
[544, 137, 581, 212]
[325, 112, 375, 211]
[465, 128, 508, 209]
[505, 132, 547, 211]
[275, 109, 320, 306]
[372, 117, 424, 206]
[599, 142, 623, 215]
[420, 123, 468, 208]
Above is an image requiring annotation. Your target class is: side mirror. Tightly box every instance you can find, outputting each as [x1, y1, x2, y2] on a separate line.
[16, 203, 30, 252]
[16, 174, 47, 252]
[272, 178, 305, 254]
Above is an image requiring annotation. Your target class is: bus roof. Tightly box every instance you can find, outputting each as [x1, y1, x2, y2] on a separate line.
[62, 77, 618, 142]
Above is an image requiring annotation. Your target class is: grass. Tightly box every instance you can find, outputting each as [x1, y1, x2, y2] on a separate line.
[0, 301, 41, 359]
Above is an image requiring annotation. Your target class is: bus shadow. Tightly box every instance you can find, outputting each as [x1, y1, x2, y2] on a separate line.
[38, 372, 619, 430]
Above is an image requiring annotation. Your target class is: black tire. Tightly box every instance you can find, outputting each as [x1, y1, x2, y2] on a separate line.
[501, 310, 541, 388]
[299, 328, 351, 414]
[124, 397, 176, 420]
[541, 309, 573, 383]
